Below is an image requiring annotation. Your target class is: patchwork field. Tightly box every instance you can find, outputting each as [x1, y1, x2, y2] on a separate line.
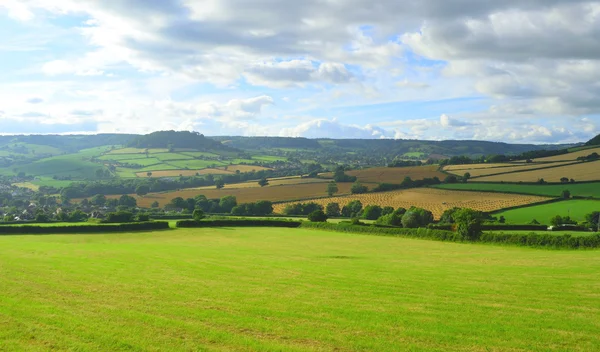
[1, 229, 598, 351]
[444, 163, 523, 172]
[135, 168, 235, 178]
[217, 164, 272, 173]
[121, 182, 360, 207]
[273, 188, 550, 219]
[495, 200, 600, 225]
[434, 182, 600, 198]
[322, 165, 446, 183]
[192, 177, 330, 190]
[475, 160, 600, 182]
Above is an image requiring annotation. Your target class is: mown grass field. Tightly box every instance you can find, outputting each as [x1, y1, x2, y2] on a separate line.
[274, 188, 550, 219]
[1, 228, 599, 351]
[434, 182, 600, 198]
[495, 199, 600, 225]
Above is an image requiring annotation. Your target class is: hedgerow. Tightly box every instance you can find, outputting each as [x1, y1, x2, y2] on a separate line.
[176, 219, 302, 228]
[0, 222, 170, 235]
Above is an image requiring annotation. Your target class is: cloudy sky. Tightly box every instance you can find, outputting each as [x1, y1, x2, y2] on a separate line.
[0, 0, 599, 143]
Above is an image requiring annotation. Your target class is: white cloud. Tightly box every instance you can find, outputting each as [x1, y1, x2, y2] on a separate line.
[280, 119, 393, 139]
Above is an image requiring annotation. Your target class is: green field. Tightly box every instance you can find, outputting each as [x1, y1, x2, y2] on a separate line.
[153, 153, 194, 161]
[169, 159, 227, 169]
[1, 228, 599, 351]
[119, 157, 162, 167]
[496, 200, 600, 224]
[434, 182, 600, 198]
[10, 154, 104, 179]
[97, 153, 149, 161]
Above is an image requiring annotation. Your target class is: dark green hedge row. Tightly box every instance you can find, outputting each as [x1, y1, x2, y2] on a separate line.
[149, 215, 193, 220]
[176, 219, 302, 228]
[301, 222, 600, 249]
[300, 222, 464, 242]
[482, 224, 549, 231]
[0, 222, 170, 235]
[480, 232, 600, 249]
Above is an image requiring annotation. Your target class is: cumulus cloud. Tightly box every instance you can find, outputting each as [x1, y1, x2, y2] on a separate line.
[280, 119, 393, 139]
[26, 97, 44, 104]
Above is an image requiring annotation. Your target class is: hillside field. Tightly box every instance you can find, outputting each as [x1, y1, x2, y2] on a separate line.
[446, 161, 574, 178]
[321, 165, 446, 183]
[273, 188, 550, 219]
[434, 182, 600, 198]
[495, 200, 600, 225]
[474, 160, 600, 183]
[1, 228, 599, 351]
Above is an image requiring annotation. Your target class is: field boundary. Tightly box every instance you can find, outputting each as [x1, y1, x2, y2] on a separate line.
[0, 221, 170, 235]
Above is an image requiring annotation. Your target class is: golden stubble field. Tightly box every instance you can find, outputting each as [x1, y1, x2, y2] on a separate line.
[474, 160, 600, 182]
[111, 182, 371, 207]
[530, 147, 600, 162]
[321, 165, 446, 183]
[134, 164, 272, 178]
[445, 161, 575, 178]
[272, 188, 551, 219]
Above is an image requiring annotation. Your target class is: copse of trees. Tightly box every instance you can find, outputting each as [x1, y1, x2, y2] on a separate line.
[230, 201, 273, 216]
[282, 202, 323, 216]
[333, 167, 357, 183]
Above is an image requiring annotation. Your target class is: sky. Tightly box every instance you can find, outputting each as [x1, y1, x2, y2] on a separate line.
[0, 0, 599, 143]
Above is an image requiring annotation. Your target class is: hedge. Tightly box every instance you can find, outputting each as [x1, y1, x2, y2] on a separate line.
[0, 222, 170, 235]
[481, 224, 549, 231]
[301, 222, 600, 249]
[176, 219, 302, 228]
[149, 214, 193, 220]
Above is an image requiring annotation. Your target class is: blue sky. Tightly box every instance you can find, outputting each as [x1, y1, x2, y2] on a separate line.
[0, 0, 598, 143]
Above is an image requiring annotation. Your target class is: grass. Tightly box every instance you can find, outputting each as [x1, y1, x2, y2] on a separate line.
[12, 154, 104, 179]
[484, 230, 598, 237]
[0, 228, 599, 351]
[169, 159, 227, 169]
[496, 200, 600, 224]
[153, 153, 194, 161]
[434, 182, 600, 198]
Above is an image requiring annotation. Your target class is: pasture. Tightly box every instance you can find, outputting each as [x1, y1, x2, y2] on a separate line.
[434, 182, 600, 198]
[475, 160, 600, 183]
[495, 200, 600, 225]
[0, 228, 598, 351]
[273, 188, 550, 219]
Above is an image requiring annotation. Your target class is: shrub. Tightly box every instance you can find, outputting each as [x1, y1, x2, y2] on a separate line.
[0, 222, 169, 235]
[193, 209, 205, 221]
[453, 208, 485, 241]
[104, 211, 134, 223]
[176, 219, 301, 228]
[350, 182, 369, 194]
[137, 214, 150, 222]
[325, 203, 341, 217]
[362, 205, 383, 220]
[308, 210, 328, 222]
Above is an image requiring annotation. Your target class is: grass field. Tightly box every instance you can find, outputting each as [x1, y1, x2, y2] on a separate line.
[135, 168, 235, 178]
[153, 153, 194, 161]
[217, 164, 272, 173]
[273, 188, 550, 219]
[434, 182, 600, 198]
[475, 160, 600, 182]
[169, 159, 227, 169]
[1, 228, 599, 351]
[12, 154, 104, 179]
[322, 165, 445, 183]
[495, 200, 600, 225]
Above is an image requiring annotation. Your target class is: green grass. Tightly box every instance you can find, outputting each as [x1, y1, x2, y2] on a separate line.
[153, 153, 194, 161]
[434, 182, 600, 198]
[30, 177, 77, 188]
[12, 154, 104, 179]
[252, 155, 288, 162]
[119, 157, 162, 167]
[180, 151, 220, 158]
[0, 228, 599, 351]
[97, 153, 149, 161]
[168, 159, 226, 169]
[402, 152, 426, 158]
[484, 230, 597, 237]
[496, 200, 600, 224]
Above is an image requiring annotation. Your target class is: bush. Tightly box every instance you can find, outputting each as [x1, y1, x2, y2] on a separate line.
[193, 209, 205, 221]
[104, 211, 134, 223]
[0, 222, 169, 235]
[308, 210, 328, 222]
[376, 213, 402, 227]
[325, 203, 341, 217]
[362, 205, 383, 220]
[137, 214, 150, 222]
[351, 182, 369, 194]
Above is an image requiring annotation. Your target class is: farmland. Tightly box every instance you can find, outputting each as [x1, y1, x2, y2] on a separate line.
[434, 182, 600, 198]
[474, 160, 600, 182]
[322, 165, 445, 183]
[531, 147, 600, 162]
[1, 228, 599, 351]
[192, 176, 331, 190]
[495, 200, 600, 225]
[135, 168, 234, 178]
[273, 188, 550, 219]
[117, 182, 361, 207]
[445, 161, 574, 178]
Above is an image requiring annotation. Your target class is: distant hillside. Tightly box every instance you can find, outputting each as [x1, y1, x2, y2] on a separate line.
[129, 131, 234, 151]
[586, 133, 600, 146]
[0, 134, 136, 153]
[210, 136, 322, 150]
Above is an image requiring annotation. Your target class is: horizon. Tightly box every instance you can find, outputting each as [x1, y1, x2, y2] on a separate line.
[1, 1, 599, 143]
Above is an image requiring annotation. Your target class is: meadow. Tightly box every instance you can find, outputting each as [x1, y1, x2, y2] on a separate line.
[495, 199, 600, 225]
[0, 228, 598, 351]
[434, 182, 600, 198]
[273, 188, 550, 219]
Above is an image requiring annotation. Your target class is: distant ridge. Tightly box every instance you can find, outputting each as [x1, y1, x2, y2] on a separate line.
[585, 133, 600, 146]
[128, 130, 234, 151]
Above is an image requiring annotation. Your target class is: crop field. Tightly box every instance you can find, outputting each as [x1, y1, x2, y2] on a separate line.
[449, 161, 574, 178]
[119, 157, 162, 166]
[273, 188, 550, 219]
[135, 168, 234, 178]
[443, 163, 522, 172]
[192, 177, 331, 191]
[107, 148, 169, 154]
[97, 154, 149, 161]
[475, 160, 600, 182]
[1, 228, 599, 351]
[121, 182, 359, 207]
[180, 151, 221, 158]
[434, 182, 600, 198]
[495, 200, 600, 225]
[252, 155, 288, 162]
[152, 153, 194, 161]
[322, 165, 446, 183]
[532, 147, 600, 162]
